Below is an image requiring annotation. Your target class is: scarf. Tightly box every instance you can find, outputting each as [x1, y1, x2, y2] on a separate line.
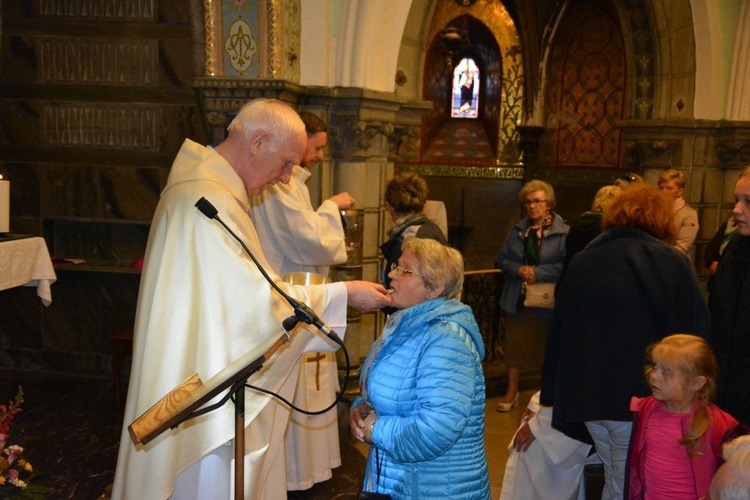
[387, 212, 427, 239]
[523, 211, 554, 266]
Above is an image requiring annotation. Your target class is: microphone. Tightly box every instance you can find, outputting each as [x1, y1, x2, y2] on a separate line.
[194, 197, 343, 345]
[195, 196, 218, 219]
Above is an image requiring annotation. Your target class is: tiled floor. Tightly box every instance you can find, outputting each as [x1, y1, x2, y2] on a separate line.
[1, 370, 534, 499]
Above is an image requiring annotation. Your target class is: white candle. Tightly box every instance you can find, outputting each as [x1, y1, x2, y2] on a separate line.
[0, 175, 9, 233]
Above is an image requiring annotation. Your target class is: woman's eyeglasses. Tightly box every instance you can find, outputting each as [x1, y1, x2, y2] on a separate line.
[524, 199, 547, 206]
[390, 263, 423, 278]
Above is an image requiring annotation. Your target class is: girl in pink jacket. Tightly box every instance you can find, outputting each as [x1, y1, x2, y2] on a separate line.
[627, 334, 739, 499]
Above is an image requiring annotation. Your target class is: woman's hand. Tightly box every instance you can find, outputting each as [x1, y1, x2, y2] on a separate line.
[518, 265, 536, 283]
[511, 408, 537, 452]
[362, 411, 378, 444]
[349, 402, 374, 443]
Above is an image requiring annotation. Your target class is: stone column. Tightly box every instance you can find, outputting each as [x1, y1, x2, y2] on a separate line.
[516, 125, 545, 181]
[325, 88, 406, 374]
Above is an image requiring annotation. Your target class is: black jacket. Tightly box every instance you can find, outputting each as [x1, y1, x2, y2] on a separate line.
[540, 226, 710, 434]
[710, 234, 750, 424]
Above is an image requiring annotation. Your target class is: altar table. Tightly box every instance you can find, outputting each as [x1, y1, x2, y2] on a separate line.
[0, 236, 57, 306]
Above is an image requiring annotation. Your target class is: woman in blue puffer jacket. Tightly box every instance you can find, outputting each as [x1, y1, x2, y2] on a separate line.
[349, 237, 490, 499]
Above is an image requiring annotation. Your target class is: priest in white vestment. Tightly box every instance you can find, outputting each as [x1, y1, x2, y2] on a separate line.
[250, 111, 354, 491]
[500, 392, 600, 500]
[111, 99, 390, 500]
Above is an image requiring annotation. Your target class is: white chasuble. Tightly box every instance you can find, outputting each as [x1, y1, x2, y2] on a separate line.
[111, 140, 347, 500]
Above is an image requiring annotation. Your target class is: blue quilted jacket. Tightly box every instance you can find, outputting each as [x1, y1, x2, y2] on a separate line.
[352, 298, 491, 499]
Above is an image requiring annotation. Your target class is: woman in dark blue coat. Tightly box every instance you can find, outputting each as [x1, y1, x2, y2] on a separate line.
[541, 185, 710, 500]
[495, 180, 568, 412]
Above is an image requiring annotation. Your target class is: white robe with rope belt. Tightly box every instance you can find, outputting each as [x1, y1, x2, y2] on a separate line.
[111, 139, 347, 499]
[500, 392, 598, 500]
[250, 165, 346, 490]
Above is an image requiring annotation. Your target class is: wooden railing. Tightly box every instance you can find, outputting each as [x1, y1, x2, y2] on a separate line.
[461, 269, 504, 362]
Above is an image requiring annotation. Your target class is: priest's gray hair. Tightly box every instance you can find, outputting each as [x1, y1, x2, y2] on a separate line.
[228, 98, 305, 152]
[402, 237, 464, 300]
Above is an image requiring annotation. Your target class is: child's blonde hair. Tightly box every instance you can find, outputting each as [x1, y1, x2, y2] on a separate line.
[645, 334, 717, 456]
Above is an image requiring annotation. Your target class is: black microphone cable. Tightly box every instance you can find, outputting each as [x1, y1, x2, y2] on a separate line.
[194, 197, 350, 416]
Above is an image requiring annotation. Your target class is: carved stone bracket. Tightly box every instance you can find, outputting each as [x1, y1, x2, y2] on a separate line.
[193, 77, 305, 131]
[328, 120, 395, 158]
[717, 139, 750, 167]
[389, 125, 422, 162]
[624, 139, 680, 169]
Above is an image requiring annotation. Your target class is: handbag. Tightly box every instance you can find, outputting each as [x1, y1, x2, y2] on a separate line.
[522, 282, 555, 309]
[359, 448, 392, 499]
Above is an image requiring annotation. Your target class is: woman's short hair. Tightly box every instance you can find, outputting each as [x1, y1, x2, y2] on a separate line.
[402, 237, 464, 300]
[658, 168, 686, 188]
[228, 98, 305, 151]
[518, 180, 556, 210]
[601, 184, 676, 243]
[385, 173, 429, 214]
[592, 185, 622, 213]
[739, 165, 750, 181]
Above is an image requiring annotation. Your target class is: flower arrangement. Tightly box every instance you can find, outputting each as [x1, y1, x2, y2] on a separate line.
[0, 387, 52, 499]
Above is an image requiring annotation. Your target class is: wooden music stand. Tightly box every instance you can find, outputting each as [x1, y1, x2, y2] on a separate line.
[128, 329, 293, 499]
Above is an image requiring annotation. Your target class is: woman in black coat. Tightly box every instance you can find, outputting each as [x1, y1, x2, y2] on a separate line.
[541, 185, 710, 500]
[710, 166, 750, 425]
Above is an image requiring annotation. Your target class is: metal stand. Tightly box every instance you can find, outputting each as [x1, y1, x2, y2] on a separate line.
[233, 379, 246, 500]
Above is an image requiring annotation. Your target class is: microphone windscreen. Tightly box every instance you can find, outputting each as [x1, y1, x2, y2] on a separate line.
[195, 197, 218, 219]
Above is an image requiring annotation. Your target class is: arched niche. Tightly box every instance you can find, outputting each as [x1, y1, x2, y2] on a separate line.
[419, 1, 523, 165]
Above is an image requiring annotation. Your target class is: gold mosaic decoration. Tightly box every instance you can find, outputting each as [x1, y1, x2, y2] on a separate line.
[267, 0, 283, 77]
[225, 17, 257, 74]
[204, 0, 218, 76]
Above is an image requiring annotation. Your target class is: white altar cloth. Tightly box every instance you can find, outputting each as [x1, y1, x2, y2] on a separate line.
[0, 236, 57, 306]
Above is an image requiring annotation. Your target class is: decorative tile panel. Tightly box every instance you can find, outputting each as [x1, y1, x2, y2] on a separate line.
[397, 162, 523, 180]
[547, 7, 626, 168]
[37, 0, 156, 21]
[38, 37, 158, 85]
[624, 0, 655, 119]
[42, 104, 159, 150]
[205, 0, 298, 80]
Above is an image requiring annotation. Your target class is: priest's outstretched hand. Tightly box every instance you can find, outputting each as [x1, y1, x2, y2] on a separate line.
[345, 281, 392, 311]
